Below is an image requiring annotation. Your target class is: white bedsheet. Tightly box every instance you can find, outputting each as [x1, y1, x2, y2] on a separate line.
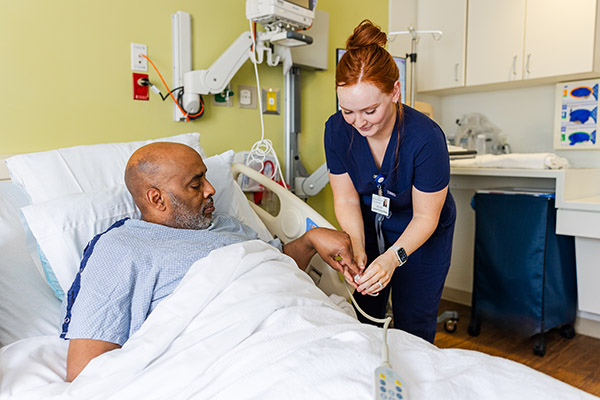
[1, 241, 596, 400]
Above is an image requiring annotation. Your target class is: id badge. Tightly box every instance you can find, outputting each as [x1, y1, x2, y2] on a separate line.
[371, 194, 390, 216]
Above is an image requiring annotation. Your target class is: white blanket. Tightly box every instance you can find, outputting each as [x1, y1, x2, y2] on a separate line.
[1, 241, 596, 400]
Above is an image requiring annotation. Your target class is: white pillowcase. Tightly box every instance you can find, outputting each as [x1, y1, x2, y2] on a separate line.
[20, 185, 141, 298]
[0, 182, 62, 347]
[6, 132, 204, 204]
[18, 149, 272, 298]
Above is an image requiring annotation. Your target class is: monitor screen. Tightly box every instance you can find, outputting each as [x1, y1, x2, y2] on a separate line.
[286, 0, 312, 9]
[335, 48, 406, 111]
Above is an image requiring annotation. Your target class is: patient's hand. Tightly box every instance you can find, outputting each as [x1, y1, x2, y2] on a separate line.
[283, 228, 359, 287]
[306, 228, 361, 287]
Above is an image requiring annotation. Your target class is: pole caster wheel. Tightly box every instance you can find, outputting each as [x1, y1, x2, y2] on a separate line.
[444, 318, 458, 333]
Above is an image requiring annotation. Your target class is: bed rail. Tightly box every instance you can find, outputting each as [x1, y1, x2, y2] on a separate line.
[231, 163, 351, 300]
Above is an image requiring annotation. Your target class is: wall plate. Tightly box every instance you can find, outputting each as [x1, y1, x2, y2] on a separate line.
[132, 73, 149, 101]
[262, 88, 280, 114]
[238, 85, 257, 109]
[131, 43, 148, 72]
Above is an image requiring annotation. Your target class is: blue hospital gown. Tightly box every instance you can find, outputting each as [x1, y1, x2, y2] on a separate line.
[61, 214, 276, 346]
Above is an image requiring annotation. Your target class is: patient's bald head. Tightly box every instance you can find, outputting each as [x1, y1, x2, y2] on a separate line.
[125, 142, 216, 229]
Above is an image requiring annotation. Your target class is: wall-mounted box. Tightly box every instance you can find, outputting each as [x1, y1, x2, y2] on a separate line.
[290, 9, 328, 70]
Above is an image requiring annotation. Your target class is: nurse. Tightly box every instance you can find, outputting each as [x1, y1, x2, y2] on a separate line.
[324, 20, 456, 343]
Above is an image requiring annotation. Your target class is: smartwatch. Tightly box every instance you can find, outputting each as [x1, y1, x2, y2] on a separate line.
[390, 245, 408, 267]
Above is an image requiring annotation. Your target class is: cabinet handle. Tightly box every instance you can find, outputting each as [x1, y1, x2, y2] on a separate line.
[526, 53, 531, 76]
[512, 56, 517, 77]
[454, 63, 459, 82]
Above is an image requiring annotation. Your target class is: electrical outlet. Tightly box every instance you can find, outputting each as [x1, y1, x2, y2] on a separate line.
[238, 85, 257, 109]
[133, 73, 149, 100]
[131, 43, 147, 72]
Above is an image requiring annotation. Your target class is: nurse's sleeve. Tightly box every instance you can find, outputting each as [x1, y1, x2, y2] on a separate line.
[323, 117, 347, 175]
[413, 124, 450, 193]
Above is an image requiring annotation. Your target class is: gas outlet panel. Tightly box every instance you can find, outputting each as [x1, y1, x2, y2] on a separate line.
[133, 73, 149, 101]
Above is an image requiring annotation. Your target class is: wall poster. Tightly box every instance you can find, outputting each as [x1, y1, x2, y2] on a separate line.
[554, 79, 600, 150]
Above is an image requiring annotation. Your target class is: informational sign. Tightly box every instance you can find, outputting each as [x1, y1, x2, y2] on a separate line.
[554, 79, 600, 150]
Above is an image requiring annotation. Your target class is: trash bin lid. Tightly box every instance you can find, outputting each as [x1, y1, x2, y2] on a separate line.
[475, 187, 555, 198]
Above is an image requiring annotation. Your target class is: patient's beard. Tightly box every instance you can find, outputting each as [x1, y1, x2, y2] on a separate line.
[168, 192, 213, 230]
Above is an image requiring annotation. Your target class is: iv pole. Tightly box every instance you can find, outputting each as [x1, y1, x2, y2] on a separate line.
[388, 26, 442, 108]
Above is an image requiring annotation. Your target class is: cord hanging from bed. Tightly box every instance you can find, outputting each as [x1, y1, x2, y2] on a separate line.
[344, 283, 393, 366]
[246, 19, 287, 188]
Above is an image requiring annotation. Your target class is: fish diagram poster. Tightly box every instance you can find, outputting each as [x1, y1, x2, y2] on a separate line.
[554, 79, 600, 149]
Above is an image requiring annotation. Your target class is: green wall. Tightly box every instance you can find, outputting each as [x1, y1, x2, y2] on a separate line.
[0, 0, 388, 223]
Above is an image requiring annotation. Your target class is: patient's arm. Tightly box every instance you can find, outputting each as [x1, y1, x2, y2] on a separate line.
[283, 227, 360, 286]
[66, 338, 121, 382]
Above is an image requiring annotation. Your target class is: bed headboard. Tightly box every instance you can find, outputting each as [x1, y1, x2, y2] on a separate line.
[0, 155, 12, 181]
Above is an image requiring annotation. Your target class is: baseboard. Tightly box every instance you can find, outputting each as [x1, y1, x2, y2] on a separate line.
[575, 311, 600, 339]
[441, 287, 600, 339]
[441, 287, 471, 306]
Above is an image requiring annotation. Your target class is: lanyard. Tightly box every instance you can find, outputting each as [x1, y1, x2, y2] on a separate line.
[372, 174, 388, 254]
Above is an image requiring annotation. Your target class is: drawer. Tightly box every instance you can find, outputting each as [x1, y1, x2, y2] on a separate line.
[557, 209, 600, 239]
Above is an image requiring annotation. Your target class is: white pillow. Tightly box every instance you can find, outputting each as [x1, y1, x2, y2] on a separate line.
[20, 185, 141, 298]
[19, 150, 272, 298]
[0, 182, 62, 347]
[6, 132, 204, 204]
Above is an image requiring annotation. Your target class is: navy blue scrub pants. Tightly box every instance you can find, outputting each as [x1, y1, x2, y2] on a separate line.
[354, 239, 452, 344]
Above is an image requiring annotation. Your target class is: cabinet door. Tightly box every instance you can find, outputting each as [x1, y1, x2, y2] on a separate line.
[466, 0, 526, 86]
[416, 0, 467, 92]
[524, 0, 597, 79]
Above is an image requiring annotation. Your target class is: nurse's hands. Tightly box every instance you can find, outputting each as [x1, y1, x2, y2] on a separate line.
[354, 250, 398, 295]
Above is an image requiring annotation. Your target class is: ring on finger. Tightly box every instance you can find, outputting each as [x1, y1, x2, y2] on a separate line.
[377, 280, 383, 290]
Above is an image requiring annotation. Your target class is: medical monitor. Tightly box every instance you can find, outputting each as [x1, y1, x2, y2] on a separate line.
[335, 48, 406, 111]
[246, 0, 316, 30]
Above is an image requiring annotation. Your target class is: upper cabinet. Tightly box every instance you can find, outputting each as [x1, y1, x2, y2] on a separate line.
[523, 0, 597, 80]
[415, 0, 467, 92]
[466, 0, 526, 86]
[409, 0, 600, 93]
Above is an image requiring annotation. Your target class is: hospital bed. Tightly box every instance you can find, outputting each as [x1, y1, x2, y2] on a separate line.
[0, 133, 596, 400]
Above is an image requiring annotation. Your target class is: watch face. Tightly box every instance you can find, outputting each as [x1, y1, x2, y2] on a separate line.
[396, 247, 408, 263]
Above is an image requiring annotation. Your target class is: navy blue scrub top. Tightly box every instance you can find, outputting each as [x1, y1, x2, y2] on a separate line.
[324, 105, 456, 265]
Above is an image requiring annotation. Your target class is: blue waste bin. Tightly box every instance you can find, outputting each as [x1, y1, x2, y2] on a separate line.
[468, 190, 577, 356]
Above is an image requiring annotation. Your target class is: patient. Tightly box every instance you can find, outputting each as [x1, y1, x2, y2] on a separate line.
[61, 142, 359, 382]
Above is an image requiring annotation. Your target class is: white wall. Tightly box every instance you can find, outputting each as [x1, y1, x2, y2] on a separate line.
[437, 86, 600, 169]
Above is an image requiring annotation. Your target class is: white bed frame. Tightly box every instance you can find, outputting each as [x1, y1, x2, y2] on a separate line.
[232, 164, 349, 299]
[0, 155, 349, 300]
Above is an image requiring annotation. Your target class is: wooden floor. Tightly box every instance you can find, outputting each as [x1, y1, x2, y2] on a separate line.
[434, 300, 600, 397]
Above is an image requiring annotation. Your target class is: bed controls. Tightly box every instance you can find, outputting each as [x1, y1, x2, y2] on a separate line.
[374, 364, 406, 399]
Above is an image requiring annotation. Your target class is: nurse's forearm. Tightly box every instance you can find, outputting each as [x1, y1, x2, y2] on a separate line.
[392, 214, 440, 257]
[394, 185, 447, 258]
